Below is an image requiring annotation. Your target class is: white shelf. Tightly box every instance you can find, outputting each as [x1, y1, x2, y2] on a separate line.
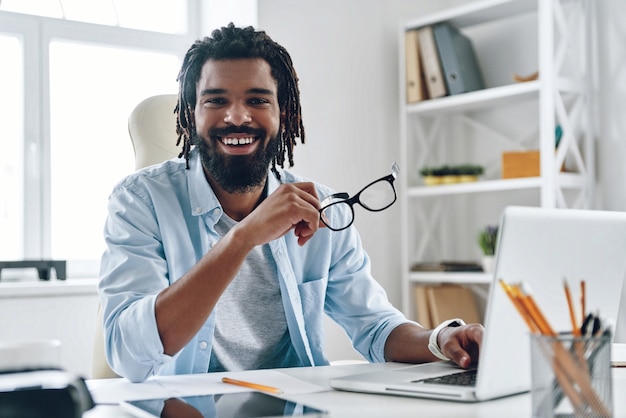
[404, 0, 536, 31]
[408, 173, 585, 197]
[407, 81, 539, 116]
[399, 0, 595, 321]
[406, 79, 582, 117]
[409, 271, 492, 285]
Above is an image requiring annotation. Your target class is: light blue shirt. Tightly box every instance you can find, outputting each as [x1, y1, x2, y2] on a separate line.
[98, 149, 411, 382]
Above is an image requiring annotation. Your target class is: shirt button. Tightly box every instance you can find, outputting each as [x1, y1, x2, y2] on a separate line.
[212, 208, 220, 216]
[194, 207, 202, 215]
[199, 341, 208, 350]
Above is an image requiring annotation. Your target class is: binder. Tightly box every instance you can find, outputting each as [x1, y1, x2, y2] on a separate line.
[433, 22, 485, 95]
[413, 285, 433, 328]
[417, 25, 446, 99]
[404, 30, 426, 103]
[426, 284, 482, 325]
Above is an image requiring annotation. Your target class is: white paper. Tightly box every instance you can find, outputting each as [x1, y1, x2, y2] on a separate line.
[155, 369, 326, 398]
[87, 369, 326, 405]
[87, 378, 170, 404]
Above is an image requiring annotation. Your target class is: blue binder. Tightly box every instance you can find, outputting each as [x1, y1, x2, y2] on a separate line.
[433, 22, 485, 95]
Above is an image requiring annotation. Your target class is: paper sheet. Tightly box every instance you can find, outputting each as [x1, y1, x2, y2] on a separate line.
[87, 369, 326, 405]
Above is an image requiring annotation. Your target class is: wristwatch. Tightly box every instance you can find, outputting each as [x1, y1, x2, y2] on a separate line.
[428, 318, 466, 361]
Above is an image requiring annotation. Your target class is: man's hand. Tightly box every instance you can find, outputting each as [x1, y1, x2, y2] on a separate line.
[384, 322, 483, 368]
[437, 323, 483, 368]
[238, 182, 325, 247]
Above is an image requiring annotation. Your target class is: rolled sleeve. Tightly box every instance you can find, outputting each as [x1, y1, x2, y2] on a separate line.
[318, 203, 413, 363]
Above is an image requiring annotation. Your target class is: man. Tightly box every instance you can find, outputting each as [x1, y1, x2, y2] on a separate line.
[98, 23, 483, 383]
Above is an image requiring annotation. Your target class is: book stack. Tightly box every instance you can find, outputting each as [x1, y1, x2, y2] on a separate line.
[413, 284, 482, 329]
[405, 22, 485, 103]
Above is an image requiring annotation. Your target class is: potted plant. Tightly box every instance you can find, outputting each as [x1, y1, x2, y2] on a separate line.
[477, 225, 498, 273]
[458, 164, 484, 183]
[419, 166, 441, 186]
[440, 165, 459, 184]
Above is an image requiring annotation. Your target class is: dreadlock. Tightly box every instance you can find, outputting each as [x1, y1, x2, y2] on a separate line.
[175, 23, 305, 178]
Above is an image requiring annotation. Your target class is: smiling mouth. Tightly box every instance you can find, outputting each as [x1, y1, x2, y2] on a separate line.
[220, 136, 256, 146]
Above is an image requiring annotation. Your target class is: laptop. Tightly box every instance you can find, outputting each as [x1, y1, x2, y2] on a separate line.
[330, 206, 626, 402]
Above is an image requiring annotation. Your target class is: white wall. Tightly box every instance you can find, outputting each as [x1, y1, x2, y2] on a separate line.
[257, 0, 465, 309]
[257, 0, 466, 361]
[595, 0, 626, 211]
[595, 0, 626, 341]
[257, 0, 626, 352]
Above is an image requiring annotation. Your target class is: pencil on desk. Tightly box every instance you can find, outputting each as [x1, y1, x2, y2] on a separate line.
[222, 377, 284, 395]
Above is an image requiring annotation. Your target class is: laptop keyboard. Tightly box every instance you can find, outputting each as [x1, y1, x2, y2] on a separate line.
[416, 369, 477, 386]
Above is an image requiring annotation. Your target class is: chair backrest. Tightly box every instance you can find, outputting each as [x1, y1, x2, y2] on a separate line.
[92, 94, 180, 379]
[128, 93, 180, 169]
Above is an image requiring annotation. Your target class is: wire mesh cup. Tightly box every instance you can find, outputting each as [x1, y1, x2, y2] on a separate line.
[530, 332, 613, 418]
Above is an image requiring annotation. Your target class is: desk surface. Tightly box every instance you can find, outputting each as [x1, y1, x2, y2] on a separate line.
[84, 362, 626, 418]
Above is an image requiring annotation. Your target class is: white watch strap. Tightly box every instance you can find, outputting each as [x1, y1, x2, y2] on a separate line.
[428, 318, 466, 361]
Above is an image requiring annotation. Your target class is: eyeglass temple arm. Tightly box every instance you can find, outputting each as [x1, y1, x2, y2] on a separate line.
[391, 162, 400, 178]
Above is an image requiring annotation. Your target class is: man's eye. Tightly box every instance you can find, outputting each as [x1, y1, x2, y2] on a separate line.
[249, 98, 269, 105]
[205, 97, 227, 106]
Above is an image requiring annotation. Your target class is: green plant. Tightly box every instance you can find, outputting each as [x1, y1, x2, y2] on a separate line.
[459, 164, 484, 176]
[419, 164, 485, 177]
[477, 225, 498, 256]
[432, 166, 449, 176]
[419, 166, 433, 177]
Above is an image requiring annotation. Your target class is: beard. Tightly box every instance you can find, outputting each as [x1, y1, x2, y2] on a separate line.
[192, 126, 280, 194]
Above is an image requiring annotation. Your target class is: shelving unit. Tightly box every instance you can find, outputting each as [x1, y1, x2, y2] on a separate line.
[398, 0, 596, 320]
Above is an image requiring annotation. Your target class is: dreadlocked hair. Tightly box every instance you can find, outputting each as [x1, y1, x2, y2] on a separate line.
[175, 23, 305, 177]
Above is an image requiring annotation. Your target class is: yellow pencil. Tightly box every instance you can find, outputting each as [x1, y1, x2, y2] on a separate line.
[563, 279, 580, 336]
[222, 377, 284, 395]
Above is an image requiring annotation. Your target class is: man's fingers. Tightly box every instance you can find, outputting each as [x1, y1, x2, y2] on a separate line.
[441, 324, 484, 368]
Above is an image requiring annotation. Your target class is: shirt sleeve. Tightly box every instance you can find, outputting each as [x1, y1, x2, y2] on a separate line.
[323, 214, 416, 363]
[98, 180, 174, 382]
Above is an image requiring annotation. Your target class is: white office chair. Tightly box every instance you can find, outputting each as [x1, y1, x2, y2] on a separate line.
[92, 94, 179, 379]
[128, 94, 180, 169]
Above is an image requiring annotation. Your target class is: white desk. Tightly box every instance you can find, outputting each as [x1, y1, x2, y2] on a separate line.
[84, 362, 626, 418]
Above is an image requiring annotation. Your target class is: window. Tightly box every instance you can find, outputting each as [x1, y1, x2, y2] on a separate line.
[0, 6, 195, 277]
[0, 35, 23, 260]
[0, 1, 257, 278]
[1, 0, 187, 34]
[49, 42, 179, 262]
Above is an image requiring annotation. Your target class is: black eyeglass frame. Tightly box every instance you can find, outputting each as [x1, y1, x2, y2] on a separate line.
[319, 162, 399, 231]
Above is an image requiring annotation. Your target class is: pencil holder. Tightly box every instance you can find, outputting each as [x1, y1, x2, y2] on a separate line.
[530, 332, 613, 418]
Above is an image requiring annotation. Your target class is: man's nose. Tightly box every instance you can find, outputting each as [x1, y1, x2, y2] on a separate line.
[224, 103, 252, 125]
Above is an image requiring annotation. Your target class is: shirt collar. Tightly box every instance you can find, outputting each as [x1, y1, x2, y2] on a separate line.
[187, 149, 221, 218]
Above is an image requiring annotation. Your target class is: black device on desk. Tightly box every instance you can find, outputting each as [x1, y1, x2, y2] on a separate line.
[121, 392, 327, 418]
[0, 260, 67, 280]
[0, 369, 95, 418]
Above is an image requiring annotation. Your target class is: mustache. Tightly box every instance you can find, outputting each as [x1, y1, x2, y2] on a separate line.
[209, 126, 266, 138]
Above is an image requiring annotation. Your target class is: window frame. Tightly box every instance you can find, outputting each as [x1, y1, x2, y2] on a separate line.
[0, 5, 199, 268]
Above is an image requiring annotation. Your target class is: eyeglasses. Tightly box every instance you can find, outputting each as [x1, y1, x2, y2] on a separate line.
[319, 162, 399, 231]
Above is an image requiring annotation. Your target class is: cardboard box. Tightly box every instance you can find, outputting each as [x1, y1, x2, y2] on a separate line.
[501, 150, 540, 179]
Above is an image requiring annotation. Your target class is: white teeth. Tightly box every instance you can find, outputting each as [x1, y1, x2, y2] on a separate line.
[222, 137, 254, 145]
